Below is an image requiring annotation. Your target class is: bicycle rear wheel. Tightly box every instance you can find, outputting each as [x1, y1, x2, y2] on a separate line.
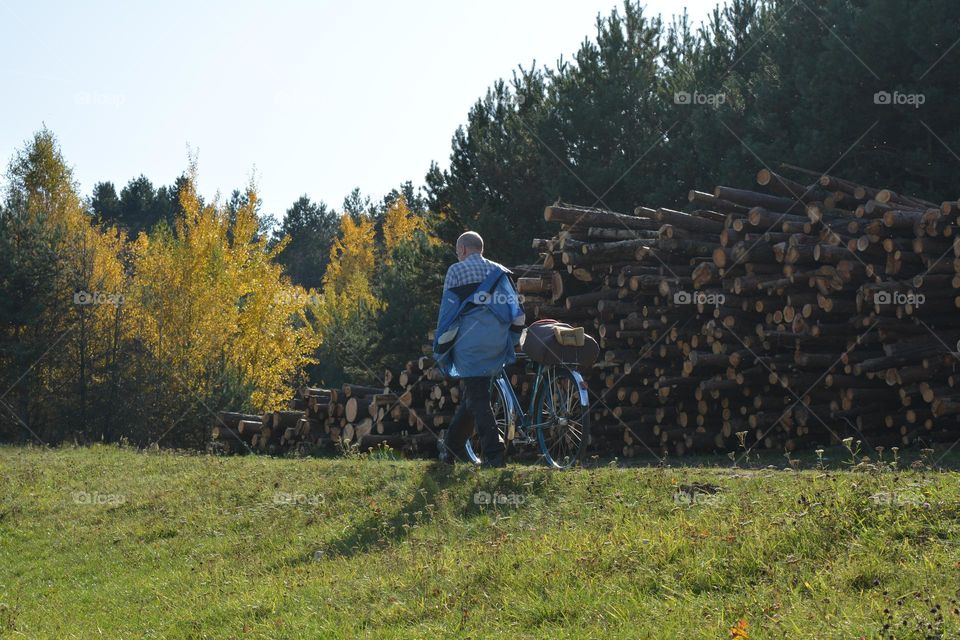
[465, 376, 512, 464]
[532, 366, 590, 469]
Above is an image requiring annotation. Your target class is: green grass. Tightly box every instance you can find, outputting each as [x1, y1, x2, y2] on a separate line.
[1, 445, 959, 639]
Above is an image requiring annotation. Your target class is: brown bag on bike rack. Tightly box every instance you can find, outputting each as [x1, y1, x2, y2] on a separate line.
[520, 319, 599, 368]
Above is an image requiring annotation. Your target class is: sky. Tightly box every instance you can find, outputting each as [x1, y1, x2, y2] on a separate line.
[1, 0, 717, 218]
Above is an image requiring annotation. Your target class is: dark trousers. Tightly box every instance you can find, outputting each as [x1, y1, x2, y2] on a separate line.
[444, 376, 504, 462]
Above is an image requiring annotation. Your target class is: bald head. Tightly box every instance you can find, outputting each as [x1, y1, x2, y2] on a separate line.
[456, 231, 484, 261]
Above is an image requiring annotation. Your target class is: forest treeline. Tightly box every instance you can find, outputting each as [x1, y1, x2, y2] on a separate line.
[2, 0, 958, 446]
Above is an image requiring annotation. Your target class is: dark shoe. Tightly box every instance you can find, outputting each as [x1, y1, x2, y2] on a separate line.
[480, 455, 506, 469]
[439, 446, 471, 465]
[437, 432, 471, 464]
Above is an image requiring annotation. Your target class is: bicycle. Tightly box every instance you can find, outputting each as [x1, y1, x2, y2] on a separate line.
[462, 354, 591, 469]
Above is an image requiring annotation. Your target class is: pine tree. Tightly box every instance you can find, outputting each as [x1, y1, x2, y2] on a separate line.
[273, 195, 339, 289]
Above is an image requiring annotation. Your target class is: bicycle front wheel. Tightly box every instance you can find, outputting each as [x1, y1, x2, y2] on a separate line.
[532, 366, 590, 469]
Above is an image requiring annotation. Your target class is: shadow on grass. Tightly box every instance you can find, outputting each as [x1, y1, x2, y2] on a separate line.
[314, 461, 554, 561]
[319, 462, 459, 560]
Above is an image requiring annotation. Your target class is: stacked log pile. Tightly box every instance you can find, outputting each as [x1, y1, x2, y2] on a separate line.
[209, 378, 429, 456]
[208, 390, 339, 455]
[523, 167, 960, 457]
[209, 351, 530, 457]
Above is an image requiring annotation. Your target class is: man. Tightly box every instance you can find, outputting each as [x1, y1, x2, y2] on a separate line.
[433, 231, 525, 467]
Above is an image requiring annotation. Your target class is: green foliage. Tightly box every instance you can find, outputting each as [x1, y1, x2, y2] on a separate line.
[89, 181, 121, 223]
[374, 234, 447, 369]
[272, 195, 339, 289]
[91, 174, 190, 237]
[0, 128, 127, 442]
[307, 296, 381, 386]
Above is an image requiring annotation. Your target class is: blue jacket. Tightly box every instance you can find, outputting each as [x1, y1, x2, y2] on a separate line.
[433, 263, 525, 378]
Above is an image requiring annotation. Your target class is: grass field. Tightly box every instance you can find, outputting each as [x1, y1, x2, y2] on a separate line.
[1, 444, 959, 639]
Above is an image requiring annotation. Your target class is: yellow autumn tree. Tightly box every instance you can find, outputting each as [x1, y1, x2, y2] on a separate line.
[381, 194, 434, 264]
[129, 162, 320, 441]
[315, 212, 381, 318]
[307, 212, 384, 384]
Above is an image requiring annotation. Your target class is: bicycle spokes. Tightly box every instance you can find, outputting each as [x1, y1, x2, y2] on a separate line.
[535, 367, 590, 468]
